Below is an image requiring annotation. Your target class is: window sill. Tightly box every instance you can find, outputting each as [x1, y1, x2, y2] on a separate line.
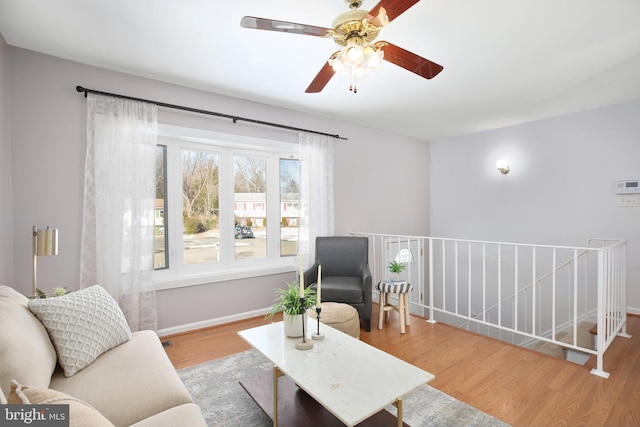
[154, 264, 296, 291]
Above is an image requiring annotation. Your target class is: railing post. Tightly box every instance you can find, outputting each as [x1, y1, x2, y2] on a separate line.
[455, 241, 459, 315]
[573, 250, 578, 347]
[497, 245, 502, 330]
[427, 238, 436, 324]
[552, 248, 556, 341]
[482, 244, 486, 323]
[468, 242, 472, 321]
[532, 247, 536, 337]
[514, 246, 519, 332]
[591, 249, 609, 378]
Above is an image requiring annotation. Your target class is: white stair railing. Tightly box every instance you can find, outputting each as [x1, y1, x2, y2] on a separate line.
[351, 232, 630, 378]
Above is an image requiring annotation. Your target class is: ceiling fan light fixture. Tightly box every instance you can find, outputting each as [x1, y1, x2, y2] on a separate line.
[242, 0, 444, 94]
[346, 45, 363, 62]
[330, 56, 345, 72]
[364, 45, 383, 67]
[345, 40, 364, 63]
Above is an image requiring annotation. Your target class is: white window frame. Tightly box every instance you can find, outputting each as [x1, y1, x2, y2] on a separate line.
[154, 125, 300, 290]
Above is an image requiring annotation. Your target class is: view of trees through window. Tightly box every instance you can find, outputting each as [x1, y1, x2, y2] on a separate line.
[155, 145, 168, 269]
[182, 148, 219, 264]
[153, 139, 301, 272]
[280, 158, 300, 256]
[234, 154, 266, 259]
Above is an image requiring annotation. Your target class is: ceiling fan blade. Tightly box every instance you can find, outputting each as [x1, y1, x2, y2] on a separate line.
[368, 0, 420, 23]
[378, 41, 443, 79]
[240, 16, 334, 38]
[305, 60, 336, 93]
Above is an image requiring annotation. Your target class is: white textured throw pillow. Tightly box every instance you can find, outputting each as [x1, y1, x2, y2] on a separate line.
[28, 285, 131, 377]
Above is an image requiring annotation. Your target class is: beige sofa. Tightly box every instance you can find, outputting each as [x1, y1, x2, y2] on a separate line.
[0, 285, 206, 427]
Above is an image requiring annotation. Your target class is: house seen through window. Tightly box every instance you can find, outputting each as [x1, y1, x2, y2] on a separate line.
[153, 128, 300, 284]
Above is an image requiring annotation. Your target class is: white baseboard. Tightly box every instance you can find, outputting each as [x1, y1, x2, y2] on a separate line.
[157, 307, 270, 337]
[628, 306, 640, 316]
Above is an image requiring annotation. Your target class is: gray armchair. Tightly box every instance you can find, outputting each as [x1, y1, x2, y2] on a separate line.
[304, 236, 372, 332]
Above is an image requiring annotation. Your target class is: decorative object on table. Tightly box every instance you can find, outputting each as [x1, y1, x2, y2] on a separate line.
[295, 255, 313, 349]
[31, 225, 59, 298]
[387, 259, 406, 281]
[295, 295, 313, 350]
[266, 281, 316, 338]
[312, 264, 324, 340]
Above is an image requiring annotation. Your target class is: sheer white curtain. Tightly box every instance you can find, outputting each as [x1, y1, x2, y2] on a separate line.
[298, 132, 335, 262]
[80, 94, 158, 332]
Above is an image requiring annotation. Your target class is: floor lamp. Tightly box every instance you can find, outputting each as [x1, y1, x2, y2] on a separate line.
[32, 225, 59, 297]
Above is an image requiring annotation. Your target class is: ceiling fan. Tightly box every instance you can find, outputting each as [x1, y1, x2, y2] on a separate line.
[240, 0, 443, 93]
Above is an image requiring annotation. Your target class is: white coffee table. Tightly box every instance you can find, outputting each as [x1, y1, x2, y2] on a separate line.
[238, 321, 435, 426]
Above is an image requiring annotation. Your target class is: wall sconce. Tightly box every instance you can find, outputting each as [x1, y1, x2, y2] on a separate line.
[32, 225, 59, 297]
[495, 159, 510, 175]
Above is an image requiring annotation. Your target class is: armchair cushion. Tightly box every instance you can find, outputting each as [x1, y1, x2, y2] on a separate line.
[320, 276, 365, 304]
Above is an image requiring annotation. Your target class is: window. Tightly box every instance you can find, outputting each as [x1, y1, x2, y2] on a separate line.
[234, 154, 266, 259]
[182, 148, 219, 265]
[154, 145, 168, 269]
[280, 158, 300, 256]
[154, 127, 300, 288]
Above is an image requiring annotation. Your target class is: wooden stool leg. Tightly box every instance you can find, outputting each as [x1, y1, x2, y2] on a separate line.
[378, 291, 385, 330]
[404, 293, 411, 326]
[384, 293, 390, 324]
[399, 293, 406, 334]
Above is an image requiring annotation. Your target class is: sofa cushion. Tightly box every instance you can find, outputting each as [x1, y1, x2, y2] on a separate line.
[49, 330, 196, 427]
[0, 286, 57, 401]
[28, 285, 132, 377]
[8, 380, 114, 427]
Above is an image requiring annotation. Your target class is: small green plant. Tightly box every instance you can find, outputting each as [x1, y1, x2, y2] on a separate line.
[266, 282, 316, 320]
[388, 260, 407, 274]
[31, 287, 67, 299]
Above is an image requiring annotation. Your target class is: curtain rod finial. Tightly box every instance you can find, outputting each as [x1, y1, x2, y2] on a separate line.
[76, 86, 88, 97]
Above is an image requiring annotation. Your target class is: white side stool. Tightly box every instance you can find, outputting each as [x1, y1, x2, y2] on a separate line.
[376, 280, 413, 334]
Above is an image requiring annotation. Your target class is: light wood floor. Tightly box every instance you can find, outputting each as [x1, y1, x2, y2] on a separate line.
[162, 309, 640, 427]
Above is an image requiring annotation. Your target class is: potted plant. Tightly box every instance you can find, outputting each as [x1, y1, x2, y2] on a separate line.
[266, 282, 316, 337]
[29, 287, 67, 299]
[388, 260, 406, 281]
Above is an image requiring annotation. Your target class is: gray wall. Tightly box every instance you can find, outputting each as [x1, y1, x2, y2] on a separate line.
[431, 100, 640, 313]
[0, 35, 13, 285]
[4, 45, 430, 332]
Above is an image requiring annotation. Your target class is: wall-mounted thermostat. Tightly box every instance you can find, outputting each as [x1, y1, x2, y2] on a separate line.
[615, 180, 640, 194]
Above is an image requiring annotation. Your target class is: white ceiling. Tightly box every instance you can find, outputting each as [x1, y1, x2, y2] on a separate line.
[1, 0, 640, 141]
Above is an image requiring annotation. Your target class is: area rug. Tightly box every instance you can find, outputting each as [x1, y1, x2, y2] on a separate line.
[178, 349, 510, 427]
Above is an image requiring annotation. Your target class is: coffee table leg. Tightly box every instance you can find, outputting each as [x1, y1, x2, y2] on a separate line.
[273, 365, 285, 427]
[393, 397, 403, 427]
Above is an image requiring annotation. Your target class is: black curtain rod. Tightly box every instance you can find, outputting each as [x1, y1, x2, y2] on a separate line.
[75, 86, 347, 140]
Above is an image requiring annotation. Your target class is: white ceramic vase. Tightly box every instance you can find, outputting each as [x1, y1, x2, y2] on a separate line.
[283, 312, 308, 338]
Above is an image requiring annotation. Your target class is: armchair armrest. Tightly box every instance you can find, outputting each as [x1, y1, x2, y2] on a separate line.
[361, 264, 372, 317]
[303, 263, 320, 288]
